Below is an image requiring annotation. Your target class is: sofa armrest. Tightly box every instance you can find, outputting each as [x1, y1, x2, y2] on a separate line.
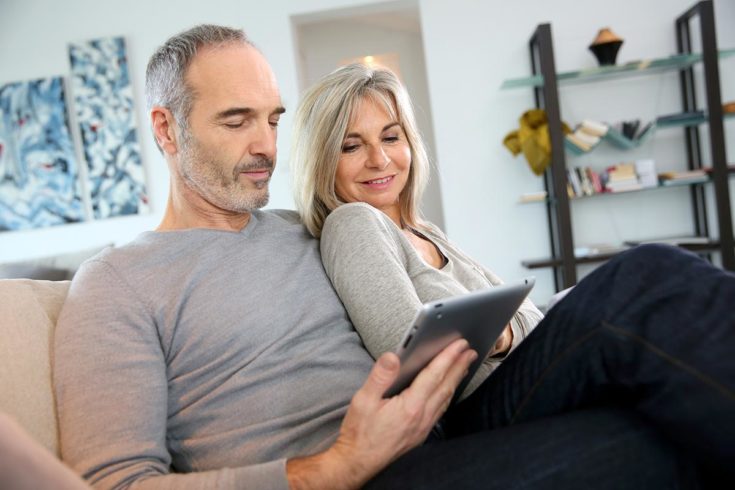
[0, 279, 70, 456]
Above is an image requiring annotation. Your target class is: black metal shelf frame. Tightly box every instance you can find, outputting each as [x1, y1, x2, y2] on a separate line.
[676, 0, 734, 270]
[524, 0, 734, 291]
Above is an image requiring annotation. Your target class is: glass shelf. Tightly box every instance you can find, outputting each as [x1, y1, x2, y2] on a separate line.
[501, 48, 735, 90]
[564, 112, 735, 156]
[656, 110, 735, 129]
[518, 164, 735, 204]
[522, 240, 724, 269]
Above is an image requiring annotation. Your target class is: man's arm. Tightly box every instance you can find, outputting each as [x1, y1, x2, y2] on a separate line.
[287, 340, 477, 490]
[55, 259, 476, 490]
[54, 260, 290, 490]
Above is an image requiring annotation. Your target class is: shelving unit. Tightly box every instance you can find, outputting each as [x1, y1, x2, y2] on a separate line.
[502, 0, 734, 291]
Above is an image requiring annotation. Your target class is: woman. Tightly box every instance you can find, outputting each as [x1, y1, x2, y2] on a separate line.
[292, 64, 543, 399]
[291, 63, 735, 479]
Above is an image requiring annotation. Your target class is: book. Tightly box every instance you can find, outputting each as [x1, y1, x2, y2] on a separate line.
[658, 169, 709, 185]
[576, 167, 594, 196]
[518, 191, 548, 203]
[604, 119, 655, 149]
[586, 168, 603, 193]
[621, 120, 640, 139]
[607, 162, 638, 182]
[604, 163, 641, 192]
[606, 180, 643, 192]
[702, 164, 735, 174]
[635, 159, 658, 188]
[658, 169, 707, 180]
[634, 121, 655, 140]
[572, 129, 600, 147]
[567, 168, 582, 196]
[580, 119, 609, 137]
[660, 175, 709, 186]
[565, 133, 592, 153]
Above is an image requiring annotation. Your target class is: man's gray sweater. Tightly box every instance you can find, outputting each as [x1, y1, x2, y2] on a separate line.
[53, 210, 374, 490]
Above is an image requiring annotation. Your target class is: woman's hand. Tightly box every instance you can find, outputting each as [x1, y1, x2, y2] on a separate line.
[489, 324, 514, 357]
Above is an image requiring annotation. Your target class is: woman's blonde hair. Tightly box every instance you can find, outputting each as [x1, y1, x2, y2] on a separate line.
[291, 63, 429, 237]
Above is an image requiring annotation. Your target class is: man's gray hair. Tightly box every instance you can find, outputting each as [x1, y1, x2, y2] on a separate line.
[145, 24, 251, 151]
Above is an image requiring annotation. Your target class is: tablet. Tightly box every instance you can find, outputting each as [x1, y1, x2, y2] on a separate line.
[384, 277, 535, 399]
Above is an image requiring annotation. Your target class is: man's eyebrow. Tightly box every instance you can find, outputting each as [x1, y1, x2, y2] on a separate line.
[215, 106, 286, 119]
[344, 122, 400, 139]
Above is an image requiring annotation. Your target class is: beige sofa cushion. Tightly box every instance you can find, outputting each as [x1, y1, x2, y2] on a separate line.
[0, 279, 70, 456]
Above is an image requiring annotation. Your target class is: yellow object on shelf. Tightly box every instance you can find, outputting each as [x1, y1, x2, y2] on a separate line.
[503, 109, 571, 176]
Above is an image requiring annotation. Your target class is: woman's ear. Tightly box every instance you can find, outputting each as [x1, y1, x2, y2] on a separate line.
[150, 106, 179, 155]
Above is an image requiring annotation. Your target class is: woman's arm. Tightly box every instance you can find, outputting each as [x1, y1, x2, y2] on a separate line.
[475, 265, 544, 354]
[320, 203, 425, 359]
[420, 220, 543, 354]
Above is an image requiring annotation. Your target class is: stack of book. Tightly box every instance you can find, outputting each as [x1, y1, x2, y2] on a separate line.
[605, 119, 655, 149]
[604, 162, 642, 192]
[565, 119, 608, 154]
[635, 159, 658, 188]
[658, 169, 709, 185]
[566, 166, 604, 197]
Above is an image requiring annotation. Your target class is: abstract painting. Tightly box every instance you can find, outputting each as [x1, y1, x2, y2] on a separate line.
[69, 36, 149, 219]
[0, 77, 85, 231]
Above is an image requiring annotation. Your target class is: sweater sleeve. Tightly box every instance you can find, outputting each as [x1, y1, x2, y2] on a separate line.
[475, 265, 544, 355]
[320, 203, 423, 359]
[53, 260, 289, 490]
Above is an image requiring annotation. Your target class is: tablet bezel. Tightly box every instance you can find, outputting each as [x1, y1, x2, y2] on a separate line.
[384, 277, 535, 399]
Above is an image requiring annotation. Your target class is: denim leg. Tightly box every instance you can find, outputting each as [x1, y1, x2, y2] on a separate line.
[367, 408, 701, 490]
[445, 244, 735, 474]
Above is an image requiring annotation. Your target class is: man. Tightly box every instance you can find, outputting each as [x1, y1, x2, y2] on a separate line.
[53, 25, 474, 490]
[53, 25, 716, 490]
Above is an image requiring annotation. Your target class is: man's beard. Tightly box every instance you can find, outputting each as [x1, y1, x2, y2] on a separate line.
[178, 129, 273, 213]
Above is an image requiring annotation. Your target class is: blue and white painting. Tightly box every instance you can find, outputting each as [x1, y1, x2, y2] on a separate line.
[0, 77, 85, 231]
[69, 36, 149, 219]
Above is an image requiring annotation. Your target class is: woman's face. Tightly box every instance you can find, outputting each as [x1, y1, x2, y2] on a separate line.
[334, 96, 411, 223]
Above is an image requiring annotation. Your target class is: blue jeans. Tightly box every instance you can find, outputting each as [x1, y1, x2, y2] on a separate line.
[368, 244, 734, 488]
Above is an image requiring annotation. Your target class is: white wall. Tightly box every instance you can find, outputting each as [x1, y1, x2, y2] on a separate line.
[419, 0, 735, 301]
[1, 0, 733, 303]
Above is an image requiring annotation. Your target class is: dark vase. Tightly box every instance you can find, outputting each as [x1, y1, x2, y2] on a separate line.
[589, 40, 623, 66]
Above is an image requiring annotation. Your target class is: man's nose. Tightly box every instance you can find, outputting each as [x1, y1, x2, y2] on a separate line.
[250, 121, 277, 159]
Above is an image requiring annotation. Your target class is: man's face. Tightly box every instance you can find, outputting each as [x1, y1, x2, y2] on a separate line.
[176, 43, 284, 213]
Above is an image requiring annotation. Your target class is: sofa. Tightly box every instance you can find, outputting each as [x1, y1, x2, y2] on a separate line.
[0, 278, 70, 456]
[2, 278, 709, 487]
[0, 273, 568, 459]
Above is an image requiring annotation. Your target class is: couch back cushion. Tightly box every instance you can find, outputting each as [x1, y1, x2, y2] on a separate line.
[0, 279, 70, 456]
